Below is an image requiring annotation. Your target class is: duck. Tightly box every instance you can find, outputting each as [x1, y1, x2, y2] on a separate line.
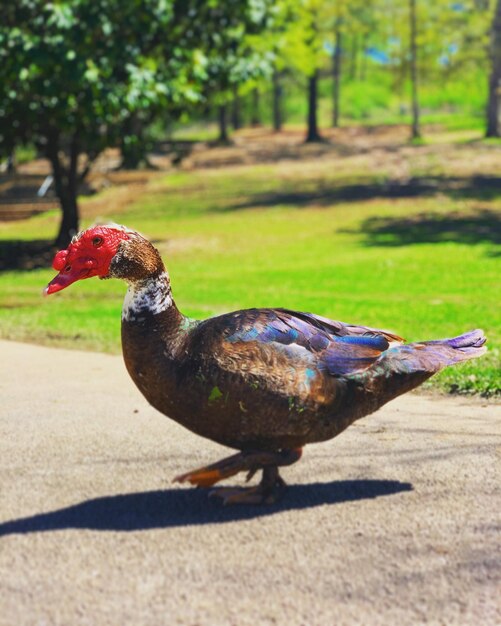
[44, 224, 487, 504]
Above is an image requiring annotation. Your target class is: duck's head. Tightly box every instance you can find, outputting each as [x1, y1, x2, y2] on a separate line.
[44, 224, 160, 295]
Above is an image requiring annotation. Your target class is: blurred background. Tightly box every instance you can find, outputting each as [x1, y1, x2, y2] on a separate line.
[0, 0, 500, 397]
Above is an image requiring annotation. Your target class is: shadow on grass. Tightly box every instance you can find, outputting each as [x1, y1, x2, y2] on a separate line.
[0, 479, 412, 535]
[353, 208, 501, 248]
[155, 136, 358, 165]
[2, 174, 500, 270]
[0, 239, 56, 271]
[220, 175, 501, 212]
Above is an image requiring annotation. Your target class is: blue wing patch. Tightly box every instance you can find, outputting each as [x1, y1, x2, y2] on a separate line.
[224, 308, 396, 377]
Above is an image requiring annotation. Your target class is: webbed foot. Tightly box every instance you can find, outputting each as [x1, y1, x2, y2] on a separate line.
[174, 448, 301, 504]
[209, 467, 287, 505]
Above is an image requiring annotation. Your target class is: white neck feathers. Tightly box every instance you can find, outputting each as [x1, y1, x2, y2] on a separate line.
[122, 271, 173, 322]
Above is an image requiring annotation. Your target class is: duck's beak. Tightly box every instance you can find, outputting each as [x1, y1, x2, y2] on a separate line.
[44, 267, 91, 295]
[44, 247, 96, 296]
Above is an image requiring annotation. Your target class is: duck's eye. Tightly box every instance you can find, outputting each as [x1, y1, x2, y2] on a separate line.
[92, 236, 103, 247]
[64, 264, 72, 273]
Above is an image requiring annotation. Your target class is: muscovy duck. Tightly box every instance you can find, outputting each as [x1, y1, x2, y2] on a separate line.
[45, 224, 487, 504]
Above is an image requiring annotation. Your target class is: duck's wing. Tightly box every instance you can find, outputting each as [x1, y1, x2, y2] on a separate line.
[275, 308, 404, 344]
[220, 307, 404, 377]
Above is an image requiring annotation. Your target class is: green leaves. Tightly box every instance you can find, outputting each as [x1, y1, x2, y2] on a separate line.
[0, 0, 275, 242]
[0, 0, 275, 158]
[83, 60, 99, 84]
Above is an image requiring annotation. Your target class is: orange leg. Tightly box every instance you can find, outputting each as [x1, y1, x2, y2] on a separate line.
[174, 448, 302, 504]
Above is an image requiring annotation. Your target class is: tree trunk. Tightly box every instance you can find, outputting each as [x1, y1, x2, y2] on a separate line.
[231, 87, 241, 131]
[306, 71, 322, 142]
[120, 115, 150, 169]
[409, 0, 421, 139]
[6, 151, 15, 173]
[486, 0, 501, 137]
[272, 70, 283, 132]
[332, 27, 342, 128]
[218, 105, 229, 143]
[251, 88, 261, 127]
[46, 132, 80, 248]
[55, 193, 79, 249]
[121, 139, 149, 169]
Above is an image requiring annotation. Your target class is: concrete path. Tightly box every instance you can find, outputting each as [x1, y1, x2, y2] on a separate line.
[0, 340, 500, 625]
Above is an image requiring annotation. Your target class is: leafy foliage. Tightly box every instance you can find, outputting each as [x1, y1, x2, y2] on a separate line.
[1, 1, 179, 155]
[0, 0, 274, 243]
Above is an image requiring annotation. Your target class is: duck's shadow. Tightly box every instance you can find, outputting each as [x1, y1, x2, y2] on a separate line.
[0, 479, 412, 536]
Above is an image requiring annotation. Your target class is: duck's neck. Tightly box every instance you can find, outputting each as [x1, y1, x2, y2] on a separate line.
[120, 269, 189, 403]
[122, 270, 181, 324]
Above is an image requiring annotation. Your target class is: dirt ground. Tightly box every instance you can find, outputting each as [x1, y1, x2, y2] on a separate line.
[4, 125, 501, 223]
[0, 339, 500, 625]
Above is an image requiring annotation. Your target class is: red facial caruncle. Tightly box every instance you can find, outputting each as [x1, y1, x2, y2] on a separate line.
[44, 226, 130, 295]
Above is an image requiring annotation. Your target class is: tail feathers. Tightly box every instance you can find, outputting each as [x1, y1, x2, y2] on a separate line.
[356, 329, 487, 408]
[424, 329, 487, 365]
[444, 329, 487, 351]
[390, 329, 488, 375]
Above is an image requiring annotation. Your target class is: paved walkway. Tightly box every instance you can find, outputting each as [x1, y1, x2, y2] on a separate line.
[0, 340, 500, 625]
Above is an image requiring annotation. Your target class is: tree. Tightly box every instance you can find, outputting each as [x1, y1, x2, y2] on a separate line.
[231, 87, 242, 131]
[279, 1, 325, 142]
[198, 1, 276, 143]
[250, 88, 261, 126]
[0, 0, 273, 247]
[0, 2, 186, 246]
[303, 5, 324, 142]
[272, 69, 284, 131]
[409, 0, 421, 139]
[486, 0, 501, 136]
[374, 0, 493, 139]
[120, 113, 155, 170]
[240, 0, 294, 133]
[332, 23, 342, 127]
[282, 0, 358, 140]
[218, 105, 230, 143]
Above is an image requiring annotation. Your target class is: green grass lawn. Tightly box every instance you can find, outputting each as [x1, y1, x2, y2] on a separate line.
[0, 142, 499, 397]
